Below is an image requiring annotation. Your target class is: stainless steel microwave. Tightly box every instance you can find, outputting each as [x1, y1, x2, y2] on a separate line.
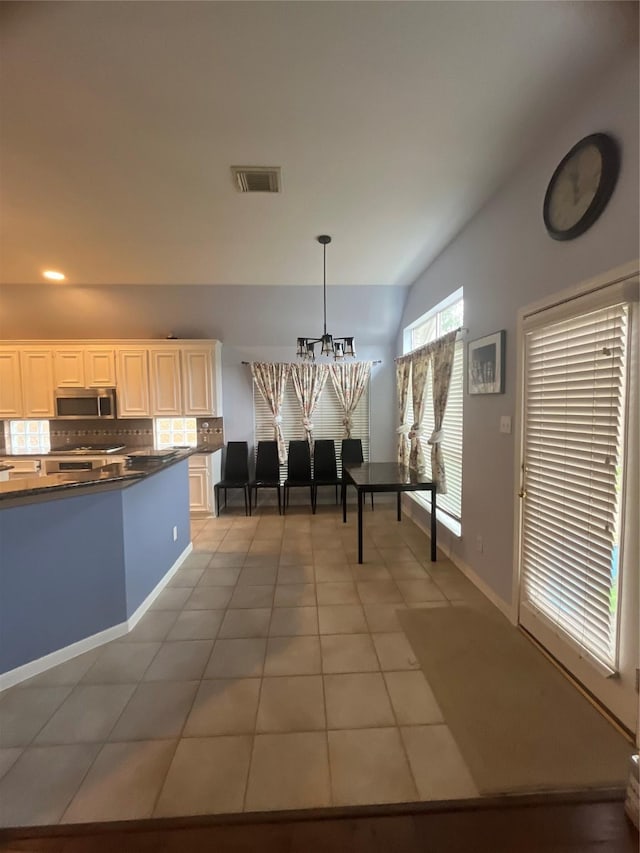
[54, 388, 117, 419]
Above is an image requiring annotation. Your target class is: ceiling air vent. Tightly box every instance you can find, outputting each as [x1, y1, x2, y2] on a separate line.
[231, 166, 281, 193]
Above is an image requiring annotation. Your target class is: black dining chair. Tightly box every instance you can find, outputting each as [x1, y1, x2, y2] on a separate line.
[251, 440, 282, 515]
[341, 438, 373, 509]
[283, 440, 313, 514]
[214, 441, 251, 516]
[312, 439, 340, 514]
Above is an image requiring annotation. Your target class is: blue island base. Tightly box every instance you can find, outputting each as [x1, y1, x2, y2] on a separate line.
[0, 459, 191, 689]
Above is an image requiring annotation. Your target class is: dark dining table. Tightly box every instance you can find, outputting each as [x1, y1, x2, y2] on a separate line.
[342, 462, 437, 564]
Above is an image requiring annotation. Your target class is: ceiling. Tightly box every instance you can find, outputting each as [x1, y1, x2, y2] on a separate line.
[0, 1, 637, 287]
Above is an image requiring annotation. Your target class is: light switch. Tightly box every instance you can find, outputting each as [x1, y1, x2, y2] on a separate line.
[500, 415, 512, 434]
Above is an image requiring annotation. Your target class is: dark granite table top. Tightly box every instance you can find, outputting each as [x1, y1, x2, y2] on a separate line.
[344, 462, 436, 487]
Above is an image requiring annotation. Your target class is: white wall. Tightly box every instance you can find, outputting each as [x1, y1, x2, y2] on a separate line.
[399, 48, 639, 607]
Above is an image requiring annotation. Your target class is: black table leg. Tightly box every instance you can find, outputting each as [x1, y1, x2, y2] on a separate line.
[357, 488, 363, 564]
[397, 491, 401, 521]
[430, 487, 437, 562]
[342, 482, 347, 523]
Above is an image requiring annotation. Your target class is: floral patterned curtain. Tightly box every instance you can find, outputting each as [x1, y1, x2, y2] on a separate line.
[409, 350, 431, 472]
[328, 362, 371, 437]
[395, 361, 411, 467]
[429, 330, 457, 494]
[251, 362, 291, 463]
[290, 363, 329, 444]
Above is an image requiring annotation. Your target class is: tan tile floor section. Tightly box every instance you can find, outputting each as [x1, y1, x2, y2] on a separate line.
[0, 506, 486, 827]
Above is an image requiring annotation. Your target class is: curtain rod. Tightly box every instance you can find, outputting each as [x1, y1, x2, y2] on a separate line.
[241, 360, 382, 365]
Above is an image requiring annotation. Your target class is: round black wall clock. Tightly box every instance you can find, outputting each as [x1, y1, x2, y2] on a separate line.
[543, 133, 620, 241]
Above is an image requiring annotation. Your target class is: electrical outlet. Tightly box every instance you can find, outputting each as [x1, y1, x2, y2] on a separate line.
[476, 535, 483, 553]
[172, 526, 178, 542]
[500, 415, 512, 434]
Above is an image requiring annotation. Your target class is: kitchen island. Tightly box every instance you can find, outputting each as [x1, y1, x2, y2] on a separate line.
[0, 453, 193, 689]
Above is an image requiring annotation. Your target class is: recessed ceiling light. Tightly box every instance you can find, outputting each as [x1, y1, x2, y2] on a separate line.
[43, 270, 66, 281]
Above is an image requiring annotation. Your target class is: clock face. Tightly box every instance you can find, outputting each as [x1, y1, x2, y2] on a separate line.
[543, 133, 619, 241]
[546, 143, 602, 231]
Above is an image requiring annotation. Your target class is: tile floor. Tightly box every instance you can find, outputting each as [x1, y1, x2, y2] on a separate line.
[0, 505, 487, 827]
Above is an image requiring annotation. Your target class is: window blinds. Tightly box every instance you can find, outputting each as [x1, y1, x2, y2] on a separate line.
[520, 302, 629, 670]
[405, 340, 464, 521]
[253, 371, 370, 480]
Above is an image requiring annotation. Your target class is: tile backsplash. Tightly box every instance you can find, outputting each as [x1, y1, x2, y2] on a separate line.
[49, 418, 154, 450]
[0, 417, 223, 454]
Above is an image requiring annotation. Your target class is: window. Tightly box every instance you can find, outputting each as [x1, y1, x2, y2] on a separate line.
[404, 290, 464, 532]
[154, 417, 198, 449]
[7, 420, 51, 453]
[253, 371, 369, 479]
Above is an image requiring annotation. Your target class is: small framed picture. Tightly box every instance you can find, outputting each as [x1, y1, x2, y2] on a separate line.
[468, 330, 505, 395]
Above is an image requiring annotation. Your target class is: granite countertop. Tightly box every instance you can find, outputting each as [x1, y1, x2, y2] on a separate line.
[0, 449, 196, 503]
[0, 443, 221, 459]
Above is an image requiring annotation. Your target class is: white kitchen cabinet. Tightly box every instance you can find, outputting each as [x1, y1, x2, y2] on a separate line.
[149, 349, 182, 416]
[182, 345, 219, 416]
[53, 347, 116, 389]
[188, 450, 221, 515]
[189, 465, 210, 513]
[3, 339, 222, 420]
[85, 348, 116, 387]
[189, 453, 212, 514]
[0, 350, 23, 418]
[116, 349, 150, 417]
[21, 350, 55, 418]
[54, 349, 85, 388]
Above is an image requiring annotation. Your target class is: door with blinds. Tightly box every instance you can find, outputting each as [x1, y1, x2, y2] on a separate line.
[517, 272, 638, 732]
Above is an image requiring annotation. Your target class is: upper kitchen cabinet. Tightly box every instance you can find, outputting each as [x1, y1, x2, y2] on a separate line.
[54, 347, 116, 389]
[85, 348, 116, 387]
[0, 349, 23, 418]
[0, 347, 56, 418]
[2, 339, 222, 420]
[54, 349, 85, 388]
[21, 350, 55, 417]
[182, 343, 222, 416]
[116, 349, 150, 417]
[149, 348, 182, 416]
[151, 343, 222, 417]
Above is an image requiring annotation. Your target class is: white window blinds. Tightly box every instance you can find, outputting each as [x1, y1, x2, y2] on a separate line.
[405, 340, 464, 522]
[253, 370, 369, 479]
[520, 302, 629, 670]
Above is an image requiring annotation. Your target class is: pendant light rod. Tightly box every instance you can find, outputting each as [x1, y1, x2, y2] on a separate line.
[296, 233, 356, 361]
[318, 234, 331, 337]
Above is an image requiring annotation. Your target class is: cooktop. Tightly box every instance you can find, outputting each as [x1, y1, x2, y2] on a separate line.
[54, 444, 127, 455]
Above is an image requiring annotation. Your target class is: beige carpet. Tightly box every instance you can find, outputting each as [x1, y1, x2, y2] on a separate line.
[398, 605, 632, 795]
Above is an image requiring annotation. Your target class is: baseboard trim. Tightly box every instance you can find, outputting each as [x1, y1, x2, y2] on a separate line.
[401, 499, 516, 623]
[127, 542, 192, 630]
[0, 543, 193, 692]
[0, 623, 129, 693]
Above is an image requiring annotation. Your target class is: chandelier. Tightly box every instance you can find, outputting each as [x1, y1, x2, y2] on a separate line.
[296, 235, 356, 361]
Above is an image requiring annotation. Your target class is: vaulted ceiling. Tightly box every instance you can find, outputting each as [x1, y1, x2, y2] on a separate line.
[0, 1, 637, 287]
